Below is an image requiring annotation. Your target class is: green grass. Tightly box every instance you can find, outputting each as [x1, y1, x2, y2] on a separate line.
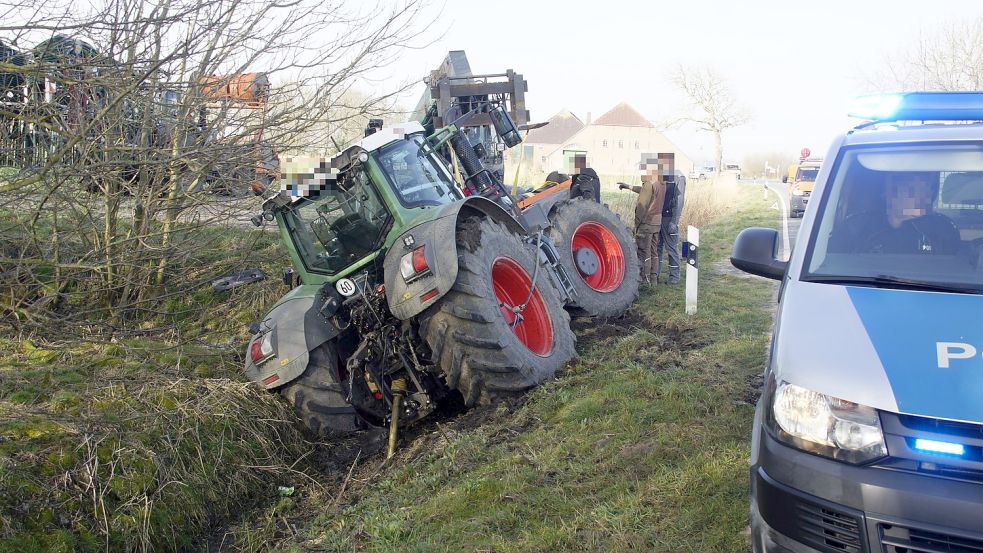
[234, 185, 779, 553]
[0, 219, 310, 552]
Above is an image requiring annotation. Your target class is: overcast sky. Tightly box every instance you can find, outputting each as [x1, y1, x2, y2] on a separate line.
[378, 0, 982, 165]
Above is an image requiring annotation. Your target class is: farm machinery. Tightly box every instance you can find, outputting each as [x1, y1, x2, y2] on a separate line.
[244, 54, 639, 448]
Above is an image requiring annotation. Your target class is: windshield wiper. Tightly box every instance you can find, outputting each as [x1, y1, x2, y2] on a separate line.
[805, 274, 982, 294]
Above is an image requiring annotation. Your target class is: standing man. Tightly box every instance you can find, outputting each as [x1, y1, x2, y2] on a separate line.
[655, 153, 686, 284]
[619, 155, 666, 285]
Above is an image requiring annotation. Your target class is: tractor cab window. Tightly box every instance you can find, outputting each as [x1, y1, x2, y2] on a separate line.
[374, 136, 461, 208]
[284, 167, 391, 274]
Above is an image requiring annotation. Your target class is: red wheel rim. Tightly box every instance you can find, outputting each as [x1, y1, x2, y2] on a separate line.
[571, 222, 625, 292]
[492, 257, 554, 357]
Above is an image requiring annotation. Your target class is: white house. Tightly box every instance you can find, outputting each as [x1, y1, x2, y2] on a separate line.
[508, 102, 694, 186]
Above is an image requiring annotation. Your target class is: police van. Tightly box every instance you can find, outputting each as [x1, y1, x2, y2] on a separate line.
[731, 92, 983, 553]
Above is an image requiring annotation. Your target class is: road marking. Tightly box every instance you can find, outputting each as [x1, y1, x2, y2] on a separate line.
[764, 182, 791, 261]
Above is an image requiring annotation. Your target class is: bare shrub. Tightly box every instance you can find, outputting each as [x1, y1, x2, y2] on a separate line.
[602, 176, 738, 233]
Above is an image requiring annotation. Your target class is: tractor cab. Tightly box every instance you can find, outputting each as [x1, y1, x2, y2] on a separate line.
[268, 122, 463, 284]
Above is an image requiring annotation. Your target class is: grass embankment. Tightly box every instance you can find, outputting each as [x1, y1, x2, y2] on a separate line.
[239, 182, 779, 552]
[0, 222, 312, 552]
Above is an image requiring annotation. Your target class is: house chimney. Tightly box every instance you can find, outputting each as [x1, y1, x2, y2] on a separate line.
[586, 111, 591, 125]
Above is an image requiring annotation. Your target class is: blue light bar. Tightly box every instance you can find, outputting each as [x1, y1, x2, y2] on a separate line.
[913, 438, 966, 457]
[848, 91, 983, 122]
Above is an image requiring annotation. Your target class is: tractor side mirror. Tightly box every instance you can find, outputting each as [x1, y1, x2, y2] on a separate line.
[782, 176, 788, 184]
[282, 267, 296, 287]
[489, 105, 522, 148]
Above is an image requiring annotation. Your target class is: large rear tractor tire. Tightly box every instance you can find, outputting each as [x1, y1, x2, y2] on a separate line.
[547, 198, 640, 317]
[279, 342, 366, 437]
[419, 217, 576, 406]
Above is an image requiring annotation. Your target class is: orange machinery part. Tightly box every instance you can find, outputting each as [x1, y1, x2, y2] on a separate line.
[516, 178, 572, 210]
[200, 72, 270, 107]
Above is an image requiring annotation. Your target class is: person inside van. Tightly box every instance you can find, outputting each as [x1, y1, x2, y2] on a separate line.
[853, 171, 960, 254]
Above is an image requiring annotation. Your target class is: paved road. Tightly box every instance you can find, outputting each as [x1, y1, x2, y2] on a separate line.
[746, 179, 802, 260]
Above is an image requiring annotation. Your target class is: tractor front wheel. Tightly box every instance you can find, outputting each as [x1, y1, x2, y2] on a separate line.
[419, 217, 576, 406]
[548, 198, 640, 317]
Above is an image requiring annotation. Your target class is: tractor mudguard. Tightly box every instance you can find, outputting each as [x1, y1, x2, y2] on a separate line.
[244, 284, 341, 390]
[384, 196, 525, 320]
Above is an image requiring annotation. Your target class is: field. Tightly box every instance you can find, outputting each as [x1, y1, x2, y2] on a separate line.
[1, 180, 779, 552]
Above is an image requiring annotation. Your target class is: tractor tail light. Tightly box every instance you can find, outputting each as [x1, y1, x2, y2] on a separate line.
[250, 332, 275, 363]
[400, 246, 430, 281]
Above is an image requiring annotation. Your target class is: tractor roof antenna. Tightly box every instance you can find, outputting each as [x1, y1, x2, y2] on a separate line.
[331, 136, 342, 153]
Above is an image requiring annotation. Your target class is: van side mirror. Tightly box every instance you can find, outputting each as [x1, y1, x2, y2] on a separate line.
[782, 176, 788, 184]
[731, 227, 787, 280]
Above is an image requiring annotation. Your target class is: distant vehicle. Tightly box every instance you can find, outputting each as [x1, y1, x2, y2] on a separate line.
[783, 158, 822, 218]
[688, 165, 716, 180]
[724, 163, 741, 179]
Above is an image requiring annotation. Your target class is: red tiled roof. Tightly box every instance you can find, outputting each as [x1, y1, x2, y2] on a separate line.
[525, 109, 585, 144]
[592, 102, 654, 128]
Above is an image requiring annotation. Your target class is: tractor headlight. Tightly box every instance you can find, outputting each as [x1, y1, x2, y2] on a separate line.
[791, 187, 804, 196]
[766, 379, 887, 464]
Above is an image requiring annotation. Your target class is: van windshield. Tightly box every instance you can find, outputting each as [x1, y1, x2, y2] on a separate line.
[803, 143, 983, 294]
[796, 167, 820, 182]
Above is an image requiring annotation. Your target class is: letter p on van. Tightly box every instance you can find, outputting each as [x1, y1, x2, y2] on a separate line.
[936, 342, 978, 368]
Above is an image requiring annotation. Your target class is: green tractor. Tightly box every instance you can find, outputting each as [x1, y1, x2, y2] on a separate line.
[245, 104, 639, 444]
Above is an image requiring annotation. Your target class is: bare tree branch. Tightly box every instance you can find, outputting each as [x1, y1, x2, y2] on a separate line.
[672, 64, 748, 172]
[862, 17, 983, 92]
[0, 0, 435, 339]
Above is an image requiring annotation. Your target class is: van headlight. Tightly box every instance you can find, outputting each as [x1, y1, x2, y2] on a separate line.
[766, 379, 887, 464]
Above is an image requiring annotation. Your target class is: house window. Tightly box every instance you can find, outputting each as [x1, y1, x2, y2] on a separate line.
[618, 140, 623, 148]
[602, 139, 608, 147]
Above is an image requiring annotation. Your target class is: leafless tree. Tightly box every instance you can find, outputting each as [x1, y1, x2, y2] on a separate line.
[672, 65, 749, 173]
[864, 17, 983, 92]
[0, 0, 432, 338]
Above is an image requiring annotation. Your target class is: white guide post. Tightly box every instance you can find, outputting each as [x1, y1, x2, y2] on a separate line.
[685, 225, 699, 315]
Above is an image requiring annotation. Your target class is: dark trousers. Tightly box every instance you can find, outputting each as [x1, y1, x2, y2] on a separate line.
[655, 221, 681, 284]
[636, 223, 660, 284]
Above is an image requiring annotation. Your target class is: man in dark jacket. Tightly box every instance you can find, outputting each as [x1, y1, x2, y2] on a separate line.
[654, 153, 686, 284]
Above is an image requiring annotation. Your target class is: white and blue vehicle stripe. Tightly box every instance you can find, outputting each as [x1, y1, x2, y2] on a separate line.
[847, 287, 983, 424]
[773, 282, 983, 425]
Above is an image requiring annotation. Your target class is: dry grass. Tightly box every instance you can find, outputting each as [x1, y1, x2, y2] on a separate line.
[0, 223, 313, 552]
[602, 174, 741, 232]
[0, 352, 310, 553]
